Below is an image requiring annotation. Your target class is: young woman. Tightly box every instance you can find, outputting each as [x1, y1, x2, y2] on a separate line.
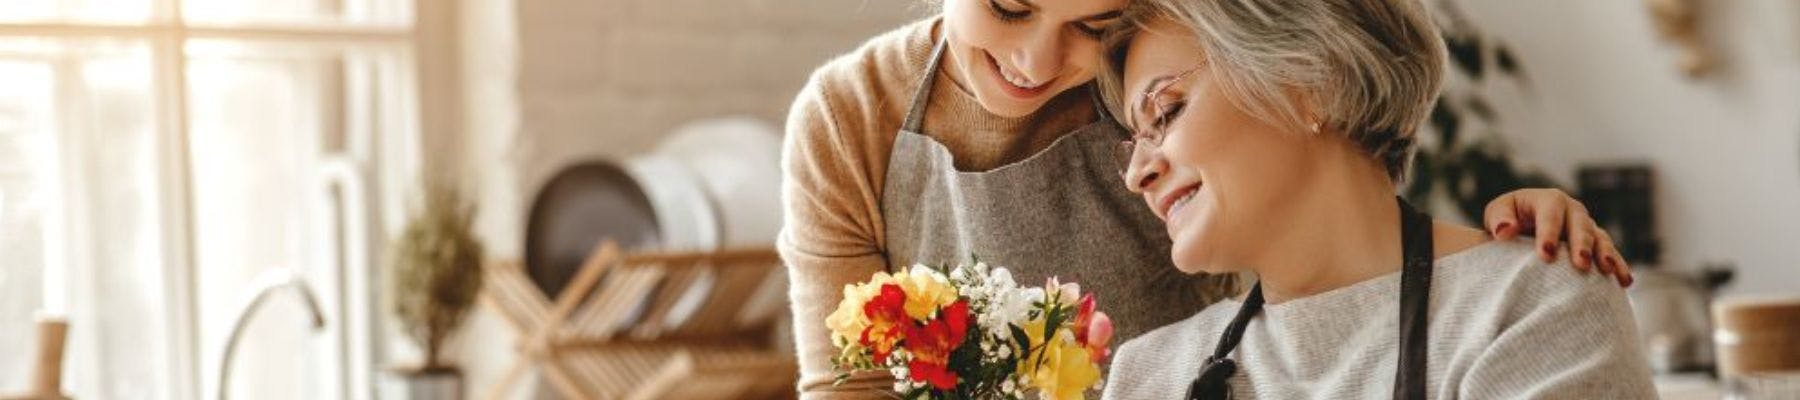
[780, 0, 1632, 397]
[1099, 1, 1654, 398]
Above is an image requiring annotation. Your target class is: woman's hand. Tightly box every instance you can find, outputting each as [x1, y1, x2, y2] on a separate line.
[1483, 188, 1633, 287]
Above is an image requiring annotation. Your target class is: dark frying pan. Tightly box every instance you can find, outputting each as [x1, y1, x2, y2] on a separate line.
[523, 161, 662, 298]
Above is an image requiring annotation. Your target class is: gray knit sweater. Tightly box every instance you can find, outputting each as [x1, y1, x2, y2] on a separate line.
[1101, 238, 1658, 399]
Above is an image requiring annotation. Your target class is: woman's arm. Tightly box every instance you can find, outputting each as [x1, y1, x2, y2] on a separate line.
[1484, 189, 1634, 287]
[780, 74, 898, 400]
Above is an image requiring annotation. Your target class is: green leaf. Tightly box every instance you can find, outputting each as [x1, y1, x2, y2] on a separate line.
[1009, 325, 1031, 355]
[1444, 32, 1484, 78]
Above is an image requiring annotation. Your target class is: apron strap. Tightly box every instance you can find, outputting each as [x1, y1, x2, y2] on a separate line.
[900, 39, 949, 134]
[1187, 285, 1263, 400]
[1393, 198, 1433, 400]
[1187, 197, 1434, 400]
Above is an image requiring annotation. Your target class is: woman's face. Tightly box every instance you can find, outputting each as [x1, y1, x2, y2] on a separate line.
[941, 0, 1125, 117]
[1119, 22, 1326, 274]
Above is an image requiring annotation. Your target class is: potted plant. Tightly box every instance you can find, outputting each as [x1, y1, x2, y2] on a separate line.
[381, 183, 484, 400]
[1405, 0, 1562, 223]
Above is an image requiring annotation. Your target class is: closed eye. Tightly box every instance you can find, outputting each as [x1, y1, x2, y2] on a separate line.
[1073, 22, 1105, 39]
[988, 0, 1030, 21]
[1152, 101, 1187, 131]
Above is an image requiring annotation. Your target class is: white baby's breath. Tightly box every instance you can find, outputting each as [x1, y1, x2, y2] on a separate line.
[981, 289, 1031, 335]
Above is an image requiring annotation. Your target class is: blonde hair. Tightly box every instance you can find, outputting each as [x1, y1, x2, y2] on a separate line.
[1099, 0, 1446, 182]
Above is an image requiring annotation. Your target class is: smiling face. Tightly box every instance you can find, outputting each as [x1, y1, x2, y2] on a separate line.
[940, 0, 1126, 117]
[1118, 22, 1331, 275]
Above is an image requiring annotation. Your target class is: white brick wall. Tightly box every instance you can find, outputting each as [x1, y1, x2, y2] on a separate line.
[463, 0, 933, 263]
[514, 0, 930, 186]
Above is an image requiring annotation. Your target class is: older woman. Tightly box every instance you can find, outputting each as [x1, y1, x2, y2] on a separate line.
[1097, 0, 1656, 398]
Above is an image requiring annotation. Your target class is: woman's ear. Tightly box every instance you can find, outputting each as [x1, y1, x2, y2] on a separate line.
[1270, 82, 1326, 135]
[1290, 87, 1327, 135]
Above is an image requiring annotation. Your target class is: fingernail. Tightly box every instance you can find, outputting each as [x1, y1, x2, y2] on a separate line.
[1578, 249, 1592, 262]
[1494, 221, 1513, 234]
[1541, 243, 1557, 256]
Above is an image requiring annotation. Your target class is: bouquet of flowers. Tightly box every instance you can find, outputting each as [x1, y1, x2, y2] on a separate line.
[827, 262, 1114, 400]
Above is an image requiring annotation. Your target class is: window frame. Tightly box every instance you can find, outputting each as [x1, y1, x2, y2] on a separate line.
[0, 0, 446, 398]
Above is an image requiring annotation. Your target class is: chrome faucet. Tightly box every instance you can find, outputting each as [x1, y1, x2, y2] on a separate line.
[215, 268, 326, 400]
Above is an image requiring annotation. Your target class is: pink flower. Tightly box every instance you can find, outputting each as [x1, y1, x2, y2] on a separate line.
[1084, 312, 1113, 362]
[1070, 294, 1113, 362]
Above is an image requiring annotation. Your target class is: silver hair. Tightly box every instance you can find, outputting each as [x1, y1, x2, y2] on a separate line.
[1099, 0, 1447, 182]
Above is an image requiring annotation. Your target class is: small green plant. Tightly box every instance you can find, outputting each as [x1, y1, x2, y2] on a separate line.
[389, 183, 484, 371]
[1406, 1, 1562, 222]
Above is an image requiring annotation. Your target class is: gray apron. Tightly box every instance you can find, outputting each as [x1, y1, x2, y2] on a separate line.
[882, 41, 1235, 341]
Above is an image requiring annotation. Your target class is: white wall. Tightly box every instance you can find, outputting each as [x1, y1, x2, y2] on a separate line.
[1449, 0, 1800, 296]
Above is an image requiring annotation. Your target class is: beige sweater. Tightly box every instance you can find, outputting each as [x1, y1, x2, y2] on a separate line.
[1102, 238, 1658, 399]
[779, 17, 1101, 399]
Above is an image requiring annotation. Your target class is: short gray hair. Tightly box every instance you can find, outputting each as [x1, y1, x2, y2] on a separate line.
[1099, 0, 1446, 182]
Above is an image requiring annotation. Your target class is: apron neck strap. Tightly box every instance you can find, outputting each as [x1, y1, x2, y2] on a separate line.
[1187, 196, 1435, 400]
[1392, 197, 1433, 400]
[900, 39, 949, 134]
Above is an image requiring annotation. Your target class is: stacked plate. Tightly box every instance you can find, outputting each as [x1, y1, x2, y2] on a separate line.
[524, 117, 785, 331]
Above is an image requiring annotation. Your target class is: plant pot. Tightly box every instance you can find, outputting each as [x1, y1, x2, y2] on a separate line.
[379, 367, 462, 400]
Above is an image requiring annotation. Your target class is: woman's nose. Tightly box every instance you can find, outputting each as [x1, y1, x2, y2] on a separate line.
[1010, 28, 1065, 83]
[1126, 150, 1167, 193]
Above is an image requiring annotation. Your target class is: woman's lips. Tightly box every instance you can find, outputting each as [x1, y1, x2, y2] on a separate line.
[986, 51, 1053, 100]
[1158, 183, 1202, 223]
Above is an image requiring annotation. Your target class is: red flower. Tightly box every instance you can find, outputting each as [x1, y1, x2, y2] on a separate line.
[861, 284, 908, 364]
[909, 360, 958, 390]
[1072, 293, 1097, 343]
[905, 300, 970, 390]
[1070, 293, 1113, 362]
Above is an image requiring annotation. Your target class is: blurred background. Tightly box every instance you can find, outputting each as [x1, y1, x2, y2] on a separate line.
[0, 0, 1795, 399]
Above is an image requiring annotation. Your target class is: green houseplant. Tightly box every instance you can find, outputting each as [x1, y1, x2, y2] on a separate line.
[383, 183, 484, 399]
[1405, 1, 1563, 222]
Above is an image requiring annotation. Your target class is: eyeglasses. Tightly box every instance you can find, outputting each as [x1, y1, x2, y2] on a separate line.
[1112, 66, 1203, 180]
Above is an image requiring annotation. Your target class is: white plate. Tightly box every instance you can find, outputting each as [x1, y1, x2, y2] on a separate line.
[656, 117, 783, 247]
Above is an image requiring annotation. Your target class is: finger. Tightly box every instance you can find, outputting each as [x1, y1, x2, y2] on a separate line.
[1595, 229, 1631, 287]
[1531, 194, 1567, 262]
[1567, 212, 1594, 272]
[1616, 256, 1635, 287]
[1483, 194, 1521, 240]
[1590, 228, 1617, 277]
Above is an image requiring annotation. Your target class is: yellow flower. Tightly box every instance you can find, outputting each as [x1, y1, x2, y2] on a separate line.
[825, 272, 897, 345]
[1019, 326, 1101, 400]
[823, 267, 958, 348]
[895, 266, 959, 321]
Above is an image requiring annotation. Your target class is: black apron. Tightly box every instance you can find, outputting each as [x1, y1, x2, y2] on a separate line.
[1186, 197, 1434, 400]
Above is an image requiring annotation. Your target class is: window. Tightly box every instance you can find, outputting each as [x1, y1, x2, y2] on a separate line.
[0, 1, 424, 399]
